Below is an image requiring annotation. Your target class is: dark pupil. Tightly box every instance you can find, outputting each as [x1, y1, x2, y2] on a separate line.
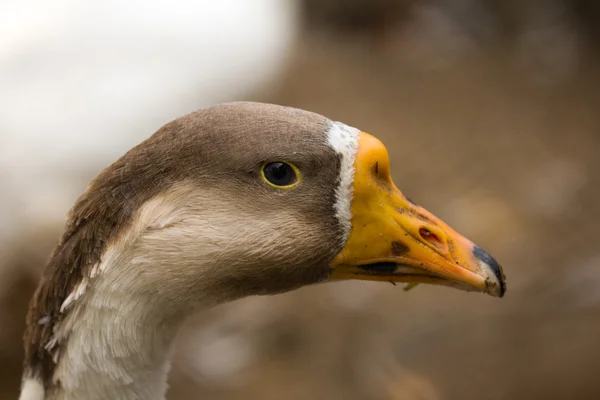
[264, 162, 294, 186]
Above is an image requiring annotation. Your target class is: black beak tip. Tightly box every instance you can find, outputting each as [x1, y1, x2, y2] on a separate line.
[473, 245, 506, 298]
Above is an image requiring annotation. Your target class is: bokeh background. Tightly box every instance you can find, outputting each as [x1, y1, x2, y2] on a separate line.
[2, 0, 600, 399]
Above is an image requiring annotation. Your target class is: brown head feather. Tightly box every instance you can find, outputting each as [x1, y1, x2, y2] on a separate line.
[23, 102, 346, 389]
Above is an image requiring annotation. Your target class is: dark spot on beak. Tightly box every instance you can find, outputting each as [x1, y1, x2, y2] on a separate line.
[358, 262, 397, 274]
[375, 161, 379, 175]
[391, 241, 409, 256]
[406, 197, 417, 206]
[473, 246, 506, 297]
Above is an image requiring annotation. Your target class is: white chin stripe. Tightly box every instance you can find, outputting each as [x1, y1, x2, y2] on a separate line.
[325, 121, 360, 243]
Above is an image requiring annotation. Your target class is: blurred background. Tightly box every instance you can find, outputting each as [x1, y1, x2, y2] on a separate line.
[1, 0, 600, 398]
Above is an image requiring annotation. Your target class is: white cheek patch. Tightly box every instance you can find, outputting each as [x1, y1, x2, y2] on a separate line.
[325, 121, 360, 243]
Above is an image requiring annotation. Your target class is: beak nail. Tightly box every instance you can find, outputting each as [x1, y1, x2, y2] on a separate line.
[473, 246, 506, 298]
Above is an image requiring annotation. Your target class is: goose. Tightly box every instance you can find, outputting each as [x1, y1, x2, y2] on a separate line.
[20, 102, 506, 400]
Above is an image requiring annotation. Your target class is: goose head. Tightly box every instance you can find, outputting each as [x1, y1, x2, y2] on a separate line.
[21, 102, 505, 399]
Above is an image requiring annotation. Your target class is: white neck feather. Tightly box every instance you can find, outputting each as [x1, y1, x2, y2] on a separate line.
[23, 258, 186, 400]
[24, 184, 250, 400]
[46, 239, 198, 400]
[22, 175, 337, 400]
[50, 283, 180, 400]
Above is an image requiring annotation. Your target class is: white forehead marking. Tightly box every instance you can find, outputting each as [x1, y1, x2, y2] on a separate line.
[325, 121, 360, 243]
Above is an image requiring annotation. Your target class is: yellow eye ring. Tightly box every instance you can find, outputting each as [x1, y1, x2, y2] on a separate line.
[260, 161, 302, 190]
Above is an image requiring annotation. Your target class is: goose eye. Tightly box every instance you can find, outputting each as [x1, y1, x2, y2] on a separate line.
[261, 162, 300, 189]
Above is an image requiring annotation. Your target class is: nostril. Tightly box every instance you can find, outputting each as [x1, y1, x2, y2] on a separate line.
[419, 227, 444, 250]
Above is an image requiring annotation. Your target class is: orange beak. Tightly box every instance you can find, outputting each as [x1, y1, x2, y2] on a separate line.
[329, 132, 506, 298]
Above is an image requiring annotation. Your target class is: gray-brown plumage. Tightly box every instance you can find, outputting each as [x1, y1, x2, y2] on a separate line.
[24, 102, 346, 390]
[20, 101, 505, 400]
